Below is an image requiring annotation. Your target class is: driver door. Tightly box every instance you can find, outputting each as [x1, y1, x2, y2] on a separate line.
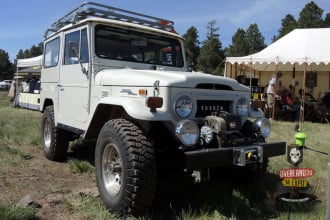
[58, 28, 90, 123]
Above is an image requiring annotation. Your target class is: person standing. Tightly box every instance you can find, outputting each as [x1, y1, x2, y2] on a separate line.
[13, 77, 23, 107]
[266, 71, 283, 119]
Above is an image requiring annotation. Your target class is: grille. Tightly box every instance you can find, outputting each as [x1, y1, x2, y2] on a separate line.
[196, 100, 231, 117]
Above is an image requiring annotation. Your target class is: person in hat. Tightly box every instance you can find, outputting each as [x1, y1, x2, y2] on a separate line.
[266, 71, 283, 119]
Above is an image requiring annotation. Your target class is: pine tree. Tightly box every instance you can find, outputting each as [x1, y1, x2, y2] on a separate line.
[274, 14, 297, 41]
[0, 49, 13, 80]
[183, 26, 200, 71]
[297, 1, 324, 28]
[226, 28, 248, 56]
[245, 23, 266, 54]
[16, 49, 25, 59]
[197, 20, 225, 75]
[324, 13, 330, 27]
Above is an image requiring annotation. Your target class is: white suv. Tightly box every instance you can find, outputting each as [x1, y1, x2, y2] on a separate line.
[0, 80, 12, 90]
[40, 2, 286, 216]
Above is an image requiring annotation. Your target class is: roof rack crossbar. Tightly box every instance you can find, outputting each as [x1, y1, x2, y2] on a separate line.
[45, 2, 175, 38]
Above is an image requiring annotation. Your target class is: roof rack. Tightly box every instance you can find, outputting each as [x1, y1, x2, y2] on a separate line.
[45, 2, 176, 38]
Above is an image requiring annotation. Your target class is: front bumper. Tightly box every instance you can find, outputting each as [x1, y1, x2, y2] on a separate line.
[184, 141, 286, 170]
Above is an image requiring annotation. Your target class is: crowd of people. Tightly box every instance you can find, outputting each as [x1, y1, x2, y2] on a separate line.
[265, 71, 330, 123]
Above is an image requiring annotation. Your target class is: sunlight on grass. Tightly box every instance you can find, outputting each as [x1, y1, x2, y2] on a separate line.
[0, 205, 37, 220]
[68, 159, 94, 174]
[65, 195, 118, 220]
[0, 92, 41, 146]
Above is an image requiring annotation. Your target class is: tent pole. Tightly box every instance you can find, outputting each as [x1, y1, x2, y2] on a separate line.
[272, 64, 279, 120]
[249, 61, 252, 89]
[229, 63, 232, 79]
[224, 62, 227, 77]
[300, 63, 307, 124]
[292, 65, 296, 95]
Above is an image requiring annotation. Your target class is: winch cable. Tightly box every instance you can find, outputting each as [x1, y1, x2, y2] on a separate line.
[303, 145, 328, 155]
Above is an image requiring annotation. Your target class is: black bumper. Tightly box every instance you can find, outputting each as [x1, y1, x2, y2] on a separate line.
[184, 141, 286, 170]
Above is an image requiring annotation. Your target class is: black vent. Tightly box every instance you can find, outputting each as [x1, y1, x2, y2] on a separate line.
[196, 83, 233, 91]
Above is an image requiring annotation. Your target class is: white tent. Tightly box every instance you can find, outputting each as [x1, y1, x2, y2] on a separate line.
[225, 28, 330, 122]
[225, 28, 330, 73]
[17, 55, 42, 68]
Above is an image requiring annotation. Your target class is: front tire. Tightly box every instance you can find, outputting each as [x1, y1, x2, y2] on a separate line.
[41, 105, 69, 161]
[95, 119, 156, 216]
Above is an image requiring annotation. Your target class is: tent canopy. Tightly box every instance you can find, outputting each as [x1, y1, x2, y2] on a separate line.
[17, 55, 42, 68]
[226, 28, 330, 72]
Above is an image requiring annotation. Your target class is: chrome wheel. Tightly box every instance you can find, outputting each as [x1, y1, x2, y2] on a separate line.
[41, 105, 69, 161]
[102, 143, 123, 196]
[43, 118, 51, 151]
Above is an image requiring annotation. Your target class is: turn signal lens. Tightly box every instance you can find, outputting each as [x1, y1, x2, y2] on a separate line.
[147, 97, 163, 109]
[139, 89, 147, 96]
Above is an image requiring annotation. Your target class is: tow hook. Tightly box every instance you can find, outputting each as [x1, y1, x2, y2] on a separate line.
[233, 146, 263, 166]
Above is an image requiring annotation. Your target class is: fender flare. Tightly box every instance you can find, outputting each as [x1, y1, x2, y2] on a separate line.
[98, 96, 171, 121]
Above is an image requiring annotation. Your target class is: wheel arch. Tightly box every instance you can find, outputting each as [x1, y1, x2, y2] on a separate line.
[85, 104, 129, 139]
[40, 98, 54, 113]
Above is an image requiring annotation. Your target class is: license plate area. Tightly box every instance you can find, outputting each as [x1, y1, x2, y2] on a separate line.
[233, 146, 263, 166]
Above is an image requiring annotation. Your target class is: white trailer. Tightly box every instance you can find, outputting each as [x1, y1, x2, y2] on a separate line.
[16, 55, 42, 110]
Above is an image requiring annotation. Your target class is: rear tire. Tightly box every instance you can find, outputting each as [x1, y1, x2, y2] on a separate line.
[41, 105, 69, 161]
[95, 119, 156, 216]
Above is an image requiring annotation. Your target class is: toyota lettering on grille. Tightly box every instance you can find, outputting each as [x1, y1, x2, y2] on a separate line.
[200, 105, 224, 112]
[196, 100, 231, 117]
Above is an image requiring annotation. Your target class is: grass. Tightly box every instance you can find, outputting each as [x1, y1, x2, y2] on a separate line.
[0, 92, 41, 147]
[68, 159, 94, 174]
[64, 194, 118, 220]
[0, 91, 329, 219]
[0, 206, 37, 220]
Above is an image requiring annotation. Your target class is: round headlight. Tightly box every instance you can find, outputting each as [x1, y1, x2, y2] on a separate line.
[254, 118, 271, 138]
[175, 120, 199, 146]
[236, 97, 248, 117]
[175, 95, 193, 118]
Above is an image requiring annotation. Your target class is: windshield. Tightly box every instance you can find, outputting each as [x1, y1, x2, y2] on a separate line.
[95, 24, 184, 67]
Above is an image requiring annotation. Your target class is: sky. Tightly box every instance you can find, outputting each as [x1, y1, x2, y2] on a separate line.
[1, 0, 330, 62]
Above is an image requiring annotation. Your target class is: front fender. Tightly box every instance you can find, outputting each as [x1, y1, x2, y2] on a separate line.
[99, 96, 171, 121]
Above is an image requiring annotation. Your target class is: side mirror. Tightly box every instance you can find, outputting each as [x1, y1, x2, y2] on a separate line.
[69, 41, 79, 58]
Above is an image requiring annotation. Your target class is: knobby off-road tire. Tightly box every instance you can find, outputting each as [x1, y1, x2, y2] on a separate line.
[41, 105, 69, 162]
[95, 119, 156, 216]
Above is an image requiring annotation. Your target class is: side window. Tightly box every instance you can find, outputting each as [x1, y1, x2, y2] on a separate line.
[64, 31, 80, 65]
[64, 28, 89, 65]
[44, 37, 60, 68]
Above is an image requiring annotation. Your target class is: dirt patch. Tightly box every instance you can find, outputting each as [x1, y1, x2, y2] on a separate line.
[0, 144, 306, 219]
[0, 144, 97, 220]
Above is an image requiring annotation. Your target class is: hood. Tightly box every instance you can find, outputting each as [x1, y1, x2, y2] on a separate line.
[95, 68, 249, 91]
